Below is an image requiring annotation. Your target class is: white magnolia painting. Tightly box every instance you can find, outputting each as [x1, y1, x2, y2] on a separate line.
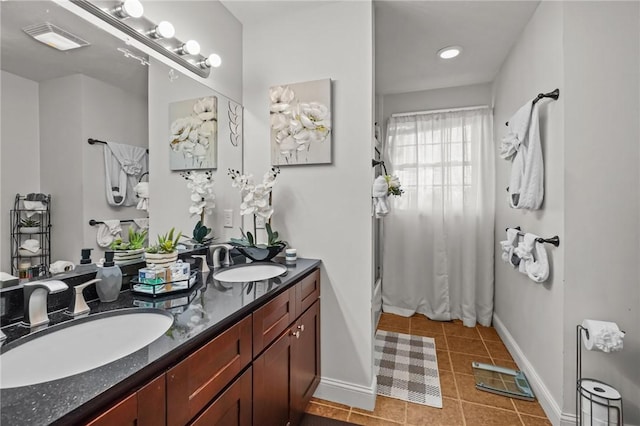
[169, 96, 218, 170]
[270, 78, 332, 165]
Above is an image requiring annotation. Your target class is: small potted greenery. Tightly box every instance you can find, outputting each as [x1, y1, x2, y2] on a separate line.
[19, 217, 40, 234]
[110, 228, 147, 264]
[182, 221, 215, 247]
[230, 223, 287, 262]
[144, 228, 182, 267]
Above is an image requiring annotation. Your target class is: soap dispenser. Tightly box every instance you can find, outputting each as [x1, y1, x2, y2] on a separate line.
[95, 251, 122, 302]
[74, 248, 96, 274]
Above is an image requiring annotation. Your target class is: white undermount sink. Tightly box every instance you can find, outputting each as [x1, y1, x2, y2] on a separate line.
[212, 262, 288, 283]
[0, 309, 173, 389]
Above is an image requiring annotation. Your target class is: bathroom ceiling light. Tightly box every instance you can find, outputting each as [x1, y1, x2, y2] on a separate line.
[199, 53, 222, 69]
[437, 46, 462, 59]
[23, 22, 90, 51]
[113, 0, 144, 19]
[147, 21, 175, 39]
[176, 40, 200, 55]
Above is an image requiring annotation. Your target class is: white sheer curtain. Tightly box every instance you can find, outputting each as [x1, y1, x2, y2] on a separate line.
[382, 107, 495, 327]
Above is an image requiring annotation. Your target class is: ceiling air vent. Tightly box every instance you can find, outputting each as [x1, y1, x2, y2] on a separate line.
[22, 22, 90, 51]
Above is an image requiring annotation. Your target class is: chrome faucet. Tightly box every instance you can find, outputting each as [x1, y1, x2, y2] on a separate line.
[23, 280, 68, 327]
[65, 278, 101, 317]
[209, 244, 234, 268]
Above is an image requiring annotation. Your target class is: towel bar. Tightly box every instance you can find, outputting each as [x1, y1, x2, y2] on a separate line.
[505, 89, 560, 126]
[505, 227, 560, 247]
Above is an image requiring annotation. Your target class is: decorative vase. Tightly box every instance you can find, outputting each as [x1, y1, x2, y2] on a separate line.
[113, 248, 145, 264]
[144, 251, 178, 268]
[231, 243, 286, 262]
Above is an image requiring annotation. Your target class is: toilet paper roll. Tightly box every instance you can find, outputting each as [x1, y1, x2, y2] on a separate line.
[581, 319, 625, 352]
[580, 379, 622, 426]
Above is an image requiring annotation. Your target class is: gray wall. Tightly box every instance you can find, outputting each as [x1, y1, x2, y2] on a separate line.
[0, 71, 41, 273]
[242, 1, 376, 409]
[493, 2, 640, 424]
[563, 2, 639, 423]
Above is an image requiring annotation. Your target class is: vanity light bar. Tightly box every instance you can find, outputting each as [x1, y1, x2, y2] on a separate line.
[70, 0, 220, 78]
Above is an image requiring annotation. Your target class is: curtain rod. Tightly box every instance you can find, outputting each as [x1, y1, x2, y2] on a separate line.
[391, 105, 490, 118]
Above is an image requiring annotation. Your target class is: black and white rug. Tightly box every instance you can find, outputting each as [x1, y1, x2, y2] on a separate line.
[374, 330, 443, 408]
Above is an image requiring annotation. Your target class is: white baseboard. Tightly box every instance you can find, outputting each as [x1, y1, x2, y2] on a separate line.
[493, 314, 564, 426]
[314, 376, 377, 411]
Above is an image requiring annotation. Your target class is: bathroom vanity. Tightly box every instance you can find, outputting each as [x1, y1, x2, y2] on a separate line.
[0, 258, 321, 426]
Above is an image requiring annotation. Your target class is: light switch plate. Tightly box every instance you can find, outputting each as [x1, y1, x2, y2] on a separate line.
[255, 216, 265, 229]
[223, 209, 233, 228]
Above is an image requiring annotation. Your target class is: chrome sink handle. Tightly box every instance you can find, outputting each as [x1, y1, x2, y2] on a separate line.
[66, 278, 101, 317]
[23, 280, 68, 328]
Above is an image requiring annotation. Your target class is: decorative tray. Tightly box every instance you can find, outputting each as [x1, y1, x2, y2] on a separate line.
[130, 271, 198, 297]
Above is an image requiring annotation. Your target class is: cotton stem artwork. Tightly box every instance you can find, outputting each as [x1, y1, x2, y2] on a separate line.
[169, 96, 218, 170]
[270, 78, 332, 165]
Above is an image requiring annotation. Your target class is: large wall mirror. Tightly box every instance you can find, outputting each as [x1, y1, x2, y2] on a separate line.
[0, 0, 243, 275]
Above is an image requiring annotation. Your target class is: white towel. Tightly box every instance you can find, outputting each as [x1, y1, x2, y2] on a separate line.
[50, 260, 75, 274]
[500, 228, 520, 267]
[514, 233, 549, 282]
[96, 220, 122, 248]
[133, 218, 149, 230]
[104, 142, 148, 207]
[134, 181, 149, 211]
[500, 100, 544, 210]
[372, 175, 389, 218]
[22, 200, 45, 218]
[20, 239, 40, 253]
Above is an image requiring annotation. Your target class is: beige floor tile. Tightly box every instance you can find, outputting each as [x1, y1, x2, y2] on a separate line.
[348, 412, 403, 425]
[447, 336, 490, 357]
[310, 397, 352, 411]
[477, 325, 502, 341]
[455, 373, 517, 411]
[461, 401, 523, 426]
[443, 321, 482, 340]
[512, 399, 546, 418]
[305, 401, 350, 420]
[352, 395, 406, 422]
[410, 315, 445, 335]
[439, 369, 459, 399]
[449, 351, 492, 375]
[406, 397, 464, 426]
[484, 340, 514, 361]
[520, 414, 552, 426]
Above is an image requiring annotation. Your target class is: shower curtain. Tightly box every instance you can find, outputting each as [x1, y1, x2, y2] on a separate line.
[382, 107, 495, 327]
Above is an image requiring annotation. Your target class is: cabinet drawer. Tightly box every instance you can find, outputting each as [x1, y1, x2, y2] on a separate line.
[190, 367, 252, 426]
[253, 288, 295, 357]
[86, 393, 137, 426]
[166, 316, 252, 426]
[296, 269, 320, 317]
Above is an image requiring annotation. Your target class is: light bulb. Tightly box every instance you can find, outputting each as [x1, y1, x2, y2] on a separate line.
[177, 40, 200, 55]
[148, 21, 175, 39]
[205, 53, 222, 68]
[113, 0, 144, 19]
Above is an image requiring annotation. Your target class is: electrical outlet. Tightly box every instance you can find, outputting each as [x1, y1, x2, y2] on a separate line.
[223, 209, 233, 228]
[255, 216, 266, 229]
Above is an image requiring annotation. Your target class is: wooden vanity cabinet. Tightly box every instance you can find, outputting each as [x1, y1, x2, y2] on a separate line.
[86, 374, 166, 426]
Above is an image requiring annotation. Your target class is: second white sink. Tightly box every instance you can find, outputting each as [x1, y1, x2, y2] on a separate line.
[213, 262, 288, 283]
[0, 309, 173, 389]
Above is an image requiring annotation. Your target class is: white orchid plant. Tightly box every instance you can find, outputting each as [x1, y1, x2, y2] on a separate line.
[385, 175, 404, 197]
[228, 167, 285, 248]
[270, 86, 331, 163]
[182, 171, 215, 219]
[170, 97, 217, 168]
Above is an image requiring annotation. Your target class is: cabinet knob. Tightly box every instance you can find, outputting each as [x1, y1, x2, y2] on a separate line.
[291, 330, 300, 339]
[297, 324, 305, 332]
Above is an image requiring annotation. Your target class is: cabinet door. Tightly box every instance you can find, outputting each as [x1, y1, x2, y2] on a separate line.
[190, 367, 252, 426]
[166, 316, 252, 426]
[85, 394, 137, 426]
[253, 288, 296, 357]
[295, 269, 320, 318]
[291, 300, 321, 425]
[253, 328, 293, 426]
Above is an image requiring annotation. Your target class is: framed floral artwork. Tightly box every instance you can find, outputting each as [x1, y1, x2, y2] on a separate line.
[169, 96, 218, 170]
[270, 78, 332, 165]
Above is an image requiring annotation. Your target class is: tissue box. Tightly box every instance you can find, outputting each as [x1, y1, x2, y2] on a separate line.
[138, 265, 167, 284]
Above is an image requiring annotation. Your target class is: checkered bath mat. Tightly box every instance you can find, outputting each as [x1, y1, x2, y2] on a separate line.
[375, 330, 443, 408]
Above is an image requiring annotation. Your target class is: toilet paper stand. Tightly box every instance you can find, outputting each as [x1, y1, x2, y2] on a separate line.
[576, 325, 624, 426]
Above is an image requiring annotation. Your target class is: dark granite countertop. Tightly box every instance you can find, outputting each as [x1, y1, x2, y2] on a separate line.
[0, 258, 320, 426]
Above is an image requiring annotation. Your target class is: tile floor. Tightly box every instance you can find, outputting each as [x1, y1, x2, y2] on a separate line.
[305, 312, 552, 426]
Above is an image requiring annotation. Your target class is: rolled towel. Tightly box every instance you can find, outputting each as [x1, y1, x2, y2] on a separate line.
[96, 220, 122, 248]
[372, 175, 389, 218]
[50, 260, 75, 274]
[500, 228, 520, 267]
